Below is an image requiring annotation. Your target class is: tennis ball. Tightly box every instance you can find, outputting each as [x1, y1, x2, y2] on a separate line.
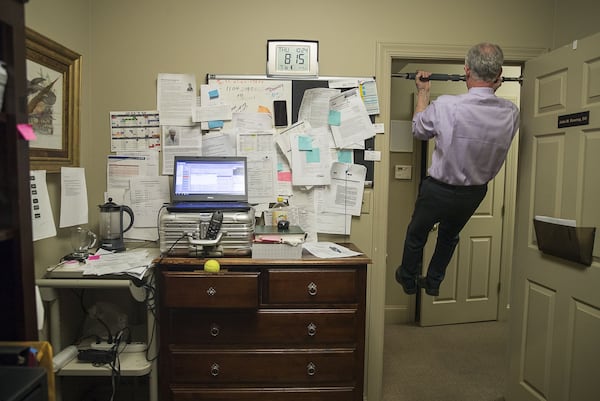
[204, 259, 220, 273]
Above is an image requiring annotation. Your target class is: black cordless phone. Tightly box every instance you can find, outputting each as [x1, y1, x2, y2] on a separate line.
[206, 211, 223, 240]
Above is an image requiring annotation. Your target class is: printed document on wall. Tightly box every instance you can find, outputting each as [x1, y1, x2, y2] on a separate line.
[320, 162, 366, 216]
[59, 167, 89, 227]
[110, 111, 161, 151]
[237, 130, 277, 204]
[161, 125, 203, 174]
[329, 88, 376, 149]
[30, 170, 57, 241]
[157, 73, 196, 126]
[290, 125, 331, 186]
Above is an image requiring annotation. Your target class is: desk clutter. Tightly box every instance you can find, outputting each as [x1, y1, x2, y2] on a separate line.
[159, 208, 255, 257]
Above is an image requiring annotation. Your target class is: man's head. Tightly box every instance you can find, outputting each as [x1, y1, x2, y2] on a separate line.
[464, 42, 504, 84]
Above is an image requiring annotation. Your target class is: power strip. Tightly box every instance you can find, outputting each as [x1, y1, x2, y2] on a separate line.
[90, 341, 146, 353]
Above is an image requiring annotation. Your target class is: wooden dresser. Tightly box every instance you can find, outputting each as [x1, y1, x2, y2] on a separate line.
[156, 244, 370, 401]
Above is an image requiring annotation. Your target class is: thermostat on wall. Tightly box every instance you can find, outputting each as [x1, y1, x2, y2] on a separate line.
[267, 40, 319, 77]
[395, 165, 412, 180]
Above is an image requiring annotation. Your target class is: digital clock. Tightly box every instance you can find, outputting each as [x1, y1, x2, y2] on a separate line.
[267, 40, 318, 77]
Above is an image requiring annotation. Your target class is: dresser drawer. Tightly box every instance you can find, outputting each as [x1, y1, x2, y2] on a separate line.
[167, 309, 359, 345]
[162, 272, 259, 308]
[170, 387, 357, 401]
[266, 269, 358, 304]
[169, 348, 357, 384]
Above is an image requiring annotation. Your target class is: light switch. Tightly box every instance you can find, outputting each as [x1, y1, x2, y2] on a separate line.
[394, 165, 412, 180]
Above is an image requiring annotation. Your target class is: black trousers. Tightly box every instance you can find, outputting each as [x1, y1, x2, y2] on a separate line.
[399, 176, 488, 287]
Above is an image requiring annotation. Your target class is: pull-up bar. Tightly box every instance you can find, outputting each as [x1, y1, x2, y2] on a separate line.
[392, 72, 523, 83]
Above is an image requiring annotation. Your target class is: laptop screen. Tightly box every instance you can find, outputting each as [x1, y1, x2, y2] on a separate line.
[172, 156, 248, 203]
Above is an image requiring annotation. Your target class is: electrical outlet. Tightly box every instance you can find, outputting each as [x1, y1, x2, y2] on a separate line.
[91, 341, 146, 353]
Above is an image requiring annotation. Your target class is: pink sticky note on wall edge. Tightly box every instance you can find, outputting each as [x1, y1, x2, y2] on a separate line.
[17, 123, 37, 141]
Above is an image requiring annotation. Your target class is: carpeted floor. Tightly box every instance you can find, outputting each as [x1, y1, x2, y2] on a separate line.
[383, 321, 508, 401]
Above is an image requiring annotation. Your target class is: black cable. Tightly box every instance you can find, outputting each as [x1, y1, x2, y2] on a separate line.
[108, 329, 124, 401]
[156, 204, 168, 244]
[156, 231, 189, 264]
[142, 274, 159, 362]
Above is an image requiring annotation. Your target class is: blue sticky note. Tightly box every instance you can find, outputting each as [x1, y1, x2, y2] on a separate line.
[208, 120, 224, 129]
[305, 148, 321, 163]
[328, 110, 341, 126]
[298, 135, 313, 151]
[337, 149, 353, 163]
[208, 89, 219, 99]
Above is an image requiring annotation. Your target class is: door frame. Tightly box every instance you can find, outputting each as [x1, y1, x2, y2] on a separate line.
[366, 42, 545, 401]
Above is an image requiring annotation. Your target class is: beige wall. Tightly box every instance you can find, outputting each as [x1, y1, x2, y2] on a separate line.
[26, 0, 92, 268]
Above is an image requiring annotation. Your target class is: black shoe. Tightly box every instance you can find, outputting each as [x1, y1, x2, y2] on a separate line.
[396, 267, 417, 295]
[418, 276, 440, 296]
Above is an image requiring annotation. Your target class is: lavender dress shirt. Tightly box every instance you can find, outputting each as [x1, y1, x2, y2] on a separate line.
[412, 87, 520, 186]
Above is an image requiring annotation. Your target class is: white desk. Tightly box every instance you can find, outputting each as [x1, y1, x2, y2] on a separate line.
[36, 249, 158, 401]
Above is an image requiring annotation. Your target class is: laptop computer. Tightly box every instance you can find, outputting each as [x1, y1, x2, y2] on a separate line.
[167, 156, 252, 212]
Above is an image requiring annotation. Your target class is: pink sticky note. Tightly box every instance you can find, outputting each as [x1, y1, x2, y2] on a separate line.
[87, 255, 101, 261]
[17, 124, 37, 141]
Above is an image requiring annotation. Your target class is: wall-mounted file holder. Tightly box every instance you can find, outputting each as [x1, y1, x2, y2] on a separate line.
[533, 217, 596, 266]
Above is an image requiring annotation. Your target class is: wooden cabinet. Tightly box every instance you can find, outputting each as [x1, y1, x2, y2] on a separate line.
[0, 0, 37, 341]
[157, 247, 370, 401]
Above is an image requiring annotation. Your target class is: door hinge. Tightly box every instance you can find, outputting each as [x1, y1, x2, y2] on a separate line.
[497, 282, 501, 293]
[501, 205, 505, 217]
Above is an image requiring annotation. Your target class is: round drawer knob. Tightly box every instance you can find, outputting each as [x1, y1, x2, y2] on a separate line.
[210, 323, 220, 337]
[307, 362, 317, 376]
[210, 363, 220, 376]
[206, 286, 217, 296]
[307, 322, 317, 336]
[307, 282, 318, 296]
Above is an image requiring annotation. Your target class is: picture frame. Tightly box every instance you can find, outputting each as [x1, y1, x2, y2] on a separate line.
[25, 28, 81, 173]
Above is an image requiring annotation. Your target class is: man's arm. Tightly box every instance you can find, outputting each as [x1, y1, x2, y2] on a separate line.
[413, 71, 431, 117]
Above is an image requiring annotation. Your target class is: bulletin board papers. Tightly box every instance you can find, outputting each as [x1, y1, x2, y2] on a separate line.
[298, 87, 341, 128]
[236, 131, 278, 204]
[290, 125, 332, 187]
[110, 111, 161, 152]
[30, 170, 57, 241]
[329, 88, 376, 149]
[157, 73, 197, 126]
[59, 167, 89, 228]
[106, 154, 168, 241]
[160, 125, 203, 175]
[320, 162, 366, 217]
[204, 78, 292, 131]
[358, 79, 380, 115]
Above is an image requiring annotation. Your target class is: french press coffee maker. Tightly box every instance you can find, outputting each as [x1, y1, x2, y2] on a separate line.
[98, 198, 134, 252]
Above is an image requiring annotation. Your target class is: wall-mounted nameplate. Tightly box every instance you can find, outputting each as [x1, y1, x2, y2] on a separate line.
[558, 111, 589, 128]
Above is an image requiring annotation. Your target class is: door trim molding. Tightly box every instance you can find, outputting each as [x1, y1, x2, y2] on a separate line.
[366, 42, 546, 401]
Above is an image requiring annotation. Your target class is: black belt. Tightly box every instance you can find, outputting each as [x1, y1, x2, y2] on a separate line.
[427, 176, 487, 191]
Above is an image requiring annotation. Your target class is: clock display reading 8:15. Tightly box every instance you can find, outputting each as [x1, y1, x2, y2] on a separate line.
[276, 45, 309, 72]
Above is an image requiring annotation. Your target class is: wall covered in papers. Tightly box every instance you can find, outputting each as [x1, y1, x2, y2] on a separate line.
[205, 74, 378, 187]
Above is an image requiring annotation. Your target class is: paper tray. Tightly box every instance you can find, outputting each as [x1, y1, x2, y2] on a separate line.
[251, 243, 303, 259]
[533, 219, 596, 266]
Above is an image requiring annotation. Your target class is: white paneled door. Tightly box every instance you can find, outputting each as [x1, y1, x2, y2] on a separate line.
[507, 32, 600, 401]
